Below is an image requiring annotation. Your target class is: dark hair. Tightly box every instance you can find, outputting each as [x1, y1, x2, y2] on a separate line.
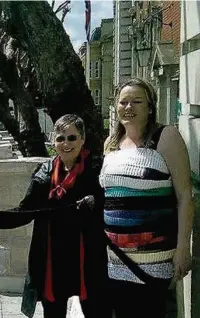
[104, 77, 157, 154]
[54, 114, 85, 138]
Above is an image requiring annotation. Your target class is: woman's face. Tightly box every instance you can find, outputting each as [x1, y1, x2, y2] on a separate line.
[54, 123, 85, 165]
[117, 85, 150, 127]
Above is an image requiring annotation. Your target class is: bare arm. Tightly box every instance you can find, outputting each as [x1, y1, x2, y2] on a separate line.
[157, 125, 194, 280]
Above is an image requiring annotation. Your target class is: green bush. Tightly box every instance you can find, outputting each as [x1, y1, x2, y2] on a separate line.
[46, 145, 57, 157]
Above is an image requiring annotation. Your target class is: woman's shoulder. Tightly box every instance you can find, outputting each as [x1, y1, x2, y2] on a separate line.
[156, 124, 180, 146]
[151, 124, 179, 149]
[156, 124, 187, 160]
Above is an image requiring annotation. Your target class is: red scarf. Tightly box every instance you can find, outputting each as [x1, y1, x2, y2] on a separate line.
[44, 149, 89, 302]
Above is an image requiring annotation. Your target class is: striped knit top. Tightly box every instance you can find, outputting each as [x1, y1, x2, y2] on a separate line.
[99, 147, 178, 284]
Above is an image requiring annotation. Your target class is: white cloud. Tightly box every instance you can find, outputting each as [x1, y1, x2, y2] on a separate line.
[48, 0, 113, 52]
[64, 1, 113, 52]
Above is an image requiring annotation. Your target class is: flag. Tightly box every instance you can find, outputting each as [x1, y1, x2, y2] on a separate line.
[85, 0, 91, 42]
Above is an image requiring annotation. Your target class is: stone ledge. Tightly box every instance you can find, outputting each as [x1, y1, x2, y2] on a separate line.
[0, 157, 48, 173]
[0, 277, 24, 294]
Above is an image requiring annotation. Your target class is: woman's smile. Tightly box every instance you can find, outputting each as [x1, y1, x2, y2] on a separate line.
[123, 112, 136, 118]
[62, 147, 74, 153]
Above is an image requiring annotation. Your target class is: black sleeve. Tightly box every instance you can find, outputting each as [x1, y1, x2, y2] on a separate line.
[87, 154, 104, 206]
[0, 162, 51, 229]
[80, 158, 108, 300]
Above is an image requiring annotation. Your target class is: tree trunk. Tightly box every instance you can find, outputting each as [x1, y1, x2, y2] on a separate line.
[0, 50, 48, 157]
[0, 85, 26, 156]
[2, 1, 103, 155]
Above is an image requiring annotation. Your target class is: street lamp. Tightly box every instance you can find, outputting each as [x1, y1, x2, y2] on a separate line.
[134, 25, 152, 67]
[135, 45, 152, 67]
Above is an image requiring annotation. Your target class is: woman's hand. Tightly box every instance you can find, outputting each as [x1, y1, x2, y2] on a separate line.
[169, 246, 192, 289]
[77, 195, 94, 211]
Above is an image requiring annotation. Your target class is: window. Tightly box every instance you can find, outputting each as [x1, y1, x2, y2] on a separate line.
[94, 89, 100, 105]
[94, 60, 100, 78]
[89, 61, 93, 79]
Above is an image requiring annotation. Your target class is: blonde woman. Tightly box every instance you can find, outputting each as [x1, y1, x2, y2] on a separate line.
[99, 77, 194, 318]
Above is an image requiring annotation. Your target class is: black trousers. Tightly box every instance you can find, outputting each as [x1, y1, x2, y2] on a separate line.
[41, 298, 105, 318]
[41, 299, 67, 318]
[107, 278, 170, 318]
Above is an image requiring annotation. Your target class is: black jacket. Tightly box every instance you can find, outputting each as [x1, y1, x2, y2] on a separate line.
[0, 155, 108, 314]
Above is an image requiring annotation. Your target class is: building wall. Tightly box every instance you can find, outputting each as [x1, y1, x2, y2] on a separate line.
[78, 19, 113, 128]
[89, 41, 102, 96]
[180, 0, 200, 42]
[161, 1, 181, 59]
[110, 0, 132, 134]
[179, 1, 200, 317]
[101, 19, 113, 120]
[78, 42, 87, 75]
[113, 0, 132, 87]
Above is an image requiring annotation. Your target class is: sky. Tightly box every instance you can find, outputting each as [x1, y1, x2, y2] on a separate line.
[49, 1, 113, 52]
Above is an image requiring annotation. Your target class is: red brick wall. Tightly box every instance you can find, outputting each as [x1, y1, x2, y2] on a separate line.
[161, 1, 181, 58]
[134, 1, 181, 59]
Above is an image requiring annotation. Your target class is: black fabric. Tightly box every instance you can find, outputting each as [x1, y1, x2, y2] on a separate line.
[0, 155, 108, 315]
[41, 299, 67, 318]
[151, 124, 166, 150]
[107, 279, 169, 318]
[110, 168, 170, 180]
[104, 195, 177, 210]
[41, 298, 108, 318]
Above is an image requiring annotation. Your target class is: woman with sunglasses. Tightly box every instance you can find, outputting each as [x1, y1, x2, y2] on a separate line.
[0, 114, 108, 318]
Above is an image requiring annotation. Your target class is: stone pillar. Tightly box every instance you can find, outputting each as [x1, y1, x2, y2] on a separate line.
[178, 1, 200, 317]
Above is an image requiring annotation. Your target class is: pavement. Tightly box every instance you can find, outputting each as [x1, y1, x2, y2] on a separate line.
[0, 293, 43, 318]
[0, 294, 84, 318]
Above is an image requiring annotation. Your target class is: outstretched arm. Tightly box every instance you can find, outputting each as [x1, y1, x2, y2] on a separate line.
[158, 125, 194, 283]
[0, 162, 50, 229]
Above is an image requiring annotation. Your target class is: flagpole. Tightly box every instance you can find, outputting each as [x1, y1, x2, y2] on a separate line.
[86, 41, 90, 87]
[85, 0, 91, 86]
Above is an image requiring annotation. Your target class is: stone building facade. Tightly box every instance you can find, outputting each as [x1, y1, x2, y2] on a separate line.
[179, 2, 200, 315]
[78, 18, 113, 130]
[110, 0, 181, 133]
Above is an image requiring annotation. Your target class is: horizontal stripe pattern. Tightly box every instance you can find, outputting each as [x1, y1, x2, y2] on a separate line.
[105, 196, 177, 210]
[104, 209, 173, 227]
[104, 209, 172, 218]
[99, 147, 177, 283]
[111, 167, 170, 180]
[103, 176, 172, 190]
[106, 231, 166, 248]
[108, 262, 174, 284]
[105, 231, 177, 251]
[107, 246, 176, 264]
[100, 148, 170, 178]
[105, 219, 178, 236]
[105, 186, 173, 197]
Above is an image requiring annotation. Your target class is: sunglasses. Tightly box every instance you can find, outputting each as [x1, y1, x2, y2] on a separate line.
[55, 134, 80, 143]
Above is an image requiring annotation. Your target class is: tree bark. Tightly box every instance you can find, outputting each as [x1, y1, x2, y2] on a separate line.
[0, 84, 26, 156]
[1, 1, 103, 155]
[0, 49, 48, 157]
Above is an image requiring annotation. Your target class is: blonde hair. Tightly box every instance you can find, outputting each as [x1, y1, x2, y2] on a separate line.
[104, 77, 157, 154]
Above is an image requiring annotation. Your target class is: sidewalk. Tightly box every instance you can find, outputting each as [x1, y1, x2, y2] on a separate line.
[0, 294, 43, 318]
[0, 294, 84, 318]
